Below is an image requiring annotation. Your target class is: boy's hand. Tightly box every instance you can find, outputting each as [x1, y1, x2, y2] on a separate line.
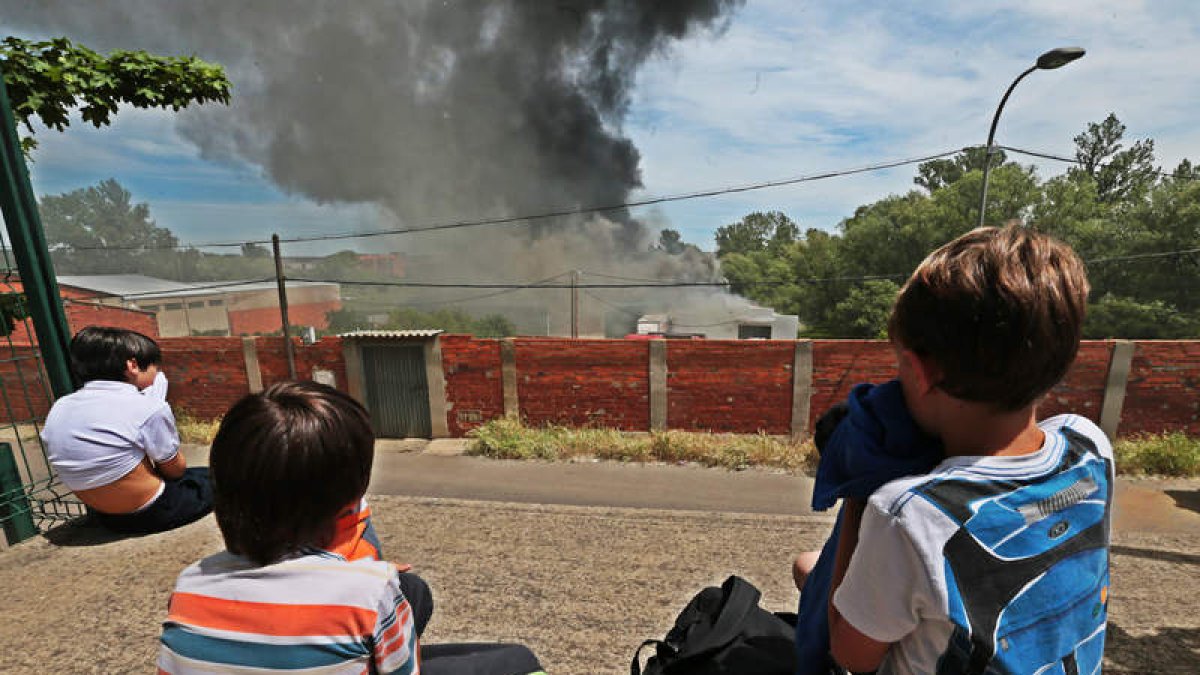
[391, 563, 413, 574]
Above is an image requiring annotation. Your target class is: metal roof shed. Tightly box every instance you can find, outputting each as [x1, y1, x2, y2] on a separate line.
[339, 330, 447, 439]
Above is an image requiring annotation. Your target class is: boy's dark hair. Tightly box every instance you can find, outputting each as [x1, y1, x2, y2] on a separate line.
[210, 380, 375, 566]
[69, 326, 161, 383]
[888, 224, 1090, 411]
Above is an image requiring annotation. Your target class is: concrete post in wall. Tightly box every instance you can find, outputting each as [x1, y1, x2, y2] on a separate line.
[649, 340, 668, 432]
[242, 337, 263, 393]
[500, 338, 520, 419]
[790, 340, 814, 440]
[342, 339, 366, 405]
[424, 337, 450, 438]
[1099, 340, 1136, 441]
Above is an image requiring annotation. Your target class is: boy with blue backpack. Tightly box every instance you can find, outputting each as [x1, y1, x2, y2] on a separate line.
[817, 224, 1113, 674]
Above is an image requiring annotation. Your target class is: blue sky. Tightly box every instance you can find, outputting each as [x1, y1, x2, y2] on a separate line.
[12, 0, 1200, 255]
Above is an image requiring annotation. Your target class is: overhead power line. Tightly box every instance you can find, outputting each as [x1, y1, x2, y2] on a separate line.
[1001, 144, 1200, 182]
[68, 147, 967, 252]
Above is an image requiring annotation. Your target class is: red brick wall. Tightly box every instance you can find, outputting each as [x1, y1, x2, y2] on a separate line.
[6, 335, 1199, 438]
[1038, 341, 1113, 426]
[810, 341, 899, 429]
[158, 337, 251, 419]
[255, 336, 348, 392]
[227, 300, 340, 335]
[667, 340, 794, 433]
[1123, 341, 1200, 436]
[514, 338, 650, 431]
[440, 334, 504, 436]
[0, 346, 54, 422]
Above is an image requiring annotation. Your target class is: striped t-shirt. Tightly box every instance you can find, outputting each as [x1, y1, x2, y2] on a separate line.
[158, 549, 419, 674]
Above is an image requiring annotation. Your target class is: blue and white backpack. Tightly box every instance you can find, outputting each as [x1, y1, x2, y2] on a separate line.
[912, 426, 1113, 675]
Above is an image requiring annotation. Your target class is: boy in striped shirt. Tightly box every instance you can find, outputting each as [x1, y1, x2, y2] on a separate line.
[158, 382, 425, 674]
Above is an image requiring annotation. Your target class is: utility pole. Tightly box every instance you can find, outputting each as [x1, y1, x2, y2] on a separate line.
[570, 270, 579, 338]
[271, 234, 297, 379]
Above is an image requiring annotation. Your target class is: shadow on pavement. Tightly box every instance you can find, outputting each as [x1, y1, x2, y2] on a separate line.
[1110, 544, 1200, 566]
[42, 516, 136, 547]
[1105, 622, 1200, 673]
[1165, 489, 1200, 516]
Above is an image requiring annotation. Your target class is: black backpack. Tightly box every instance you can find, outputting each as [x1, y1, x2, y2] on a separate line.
[632, 575, 798, 675]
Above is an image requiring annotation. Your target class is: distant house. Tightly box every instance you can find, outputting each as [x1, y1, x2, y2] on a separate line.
[3, 278, 158, 345]
[633, 305, 799, 340]
[53, 275, 341, 337]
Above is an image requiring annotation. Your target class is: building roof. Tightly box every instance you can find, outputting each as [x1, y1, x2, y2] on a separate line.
[56, 274, 338, 300]
[338, 329, 443, 339]
[57, 274, 196, 297]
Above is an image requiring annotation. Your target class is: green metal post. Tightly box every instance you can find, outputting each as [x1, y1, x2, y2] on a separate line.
[0, 442, 37, 545]
[0, 65, 75, 398]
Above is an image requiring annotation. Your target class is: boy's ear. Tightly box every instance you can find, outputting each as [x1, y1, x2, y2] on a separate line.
[123, 357, 141, 380]
[902, 349, 942, 395]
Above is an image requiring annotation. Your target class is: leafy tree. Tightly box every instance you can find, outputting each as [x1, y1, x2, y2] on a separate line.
[1085, 295, 1200, 339]
[655, 228, 686, 254]
[825, 280, 900, 338]
[1069, 113, 1157, 204]
[713, 115, 1200, 339]
[39, 178, 184, 276]
[0, 36, 230, 153]
[325, 307, 371, 333]
[387, 307, 515, 337]
[913, 146, 1004, 192]
[714, 211, 798, 257]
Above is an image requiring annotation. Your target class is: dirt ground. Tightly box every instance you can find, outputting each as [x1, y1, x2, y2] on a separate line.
[1, 495, 1197, 674]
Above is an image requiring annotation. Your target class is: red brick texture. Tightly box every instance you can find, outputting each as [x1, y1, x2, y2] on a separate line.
[440, 334, 504, 437]
[1038, 341, 1113, 427]
[4, 335, 1200, 438]
[513, 338, 650, 431]
[158, 337, 251, 419]
[667, 340, 794, 433]
[1123, 341, 1200, 436]
[810, 341, 899, 431]
[0, 346, 55, 422]
[255, 337, 348, 392]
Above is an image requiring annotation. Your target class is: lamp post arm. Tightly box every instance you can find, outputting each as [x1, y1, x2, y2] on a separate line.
[978, 64, 1038, 227]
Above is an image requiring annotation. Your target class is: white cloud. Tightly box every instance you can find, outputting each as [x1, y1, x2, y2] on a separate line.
[627, 0, 1200, 240]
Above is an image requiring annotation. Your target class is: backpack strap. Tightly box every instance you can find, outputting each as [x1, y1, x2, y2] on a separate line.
[631, 576, 762, 674]
[677, 575, 761, 659]
[631, 638, 665, 675]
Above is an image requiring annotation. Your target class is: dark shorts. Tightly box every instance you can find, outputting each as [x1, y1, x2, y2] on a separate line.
[90, 467, 212, 535]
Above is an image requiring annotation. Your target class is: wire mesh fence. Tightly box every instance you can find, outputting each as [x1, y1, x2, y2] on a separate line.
[0, 244, 84, 547]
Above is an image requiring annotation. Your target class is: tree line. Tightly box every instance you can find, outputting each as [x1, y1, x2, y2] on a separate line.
[702, 115, 1200, 339]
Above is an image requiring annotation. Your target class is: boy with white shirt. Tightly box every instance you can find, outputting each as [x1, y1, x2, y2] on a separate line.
[42, 326, 211, 534]
[827, 225, 1114, 674]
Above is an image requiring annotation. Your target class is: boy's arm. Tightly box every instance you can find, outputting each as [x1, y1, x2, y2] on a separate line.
[139, 405, 185, 480]
[828, 498, 891, 672]
[374, 574, 420, 674]
[142, 370, 169, 401]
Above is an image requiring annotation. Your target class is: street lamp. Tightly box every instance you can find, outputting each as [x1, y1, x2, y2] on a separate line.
[977, 47, 1085, 227]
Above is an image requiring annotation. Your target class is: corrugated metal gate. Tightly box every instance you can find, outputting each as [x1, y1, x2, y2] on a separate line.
[361, 344, 432, 438]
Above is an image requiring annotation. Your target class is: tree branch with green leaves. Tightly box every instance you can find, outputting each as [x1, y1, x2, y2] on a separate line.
[0, 36, 231, 153]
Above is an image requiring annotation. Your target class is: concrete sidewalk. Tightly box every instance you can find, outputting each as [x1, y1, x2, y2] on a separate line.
[183, 440, 1200, 535]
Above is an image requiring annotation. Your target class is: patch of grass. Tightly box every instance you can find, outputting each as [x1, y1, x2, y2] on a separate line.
[176, 411, 221, 446]
[1115, 432, 1200, 477]
[466, 417, 819, 473]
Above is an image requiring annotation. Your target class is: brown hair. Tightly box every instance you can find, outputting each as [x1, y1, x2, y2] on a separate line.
[887, 224, 1089, 411]
[210, 381, 375, 565]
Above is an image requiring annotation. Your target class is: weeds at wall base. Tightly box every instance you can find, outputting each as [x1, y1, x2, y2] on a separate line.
[468, 419, 1200, 479]
[1114, 432, 1200, 477]
[466, 417, 820, 473]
